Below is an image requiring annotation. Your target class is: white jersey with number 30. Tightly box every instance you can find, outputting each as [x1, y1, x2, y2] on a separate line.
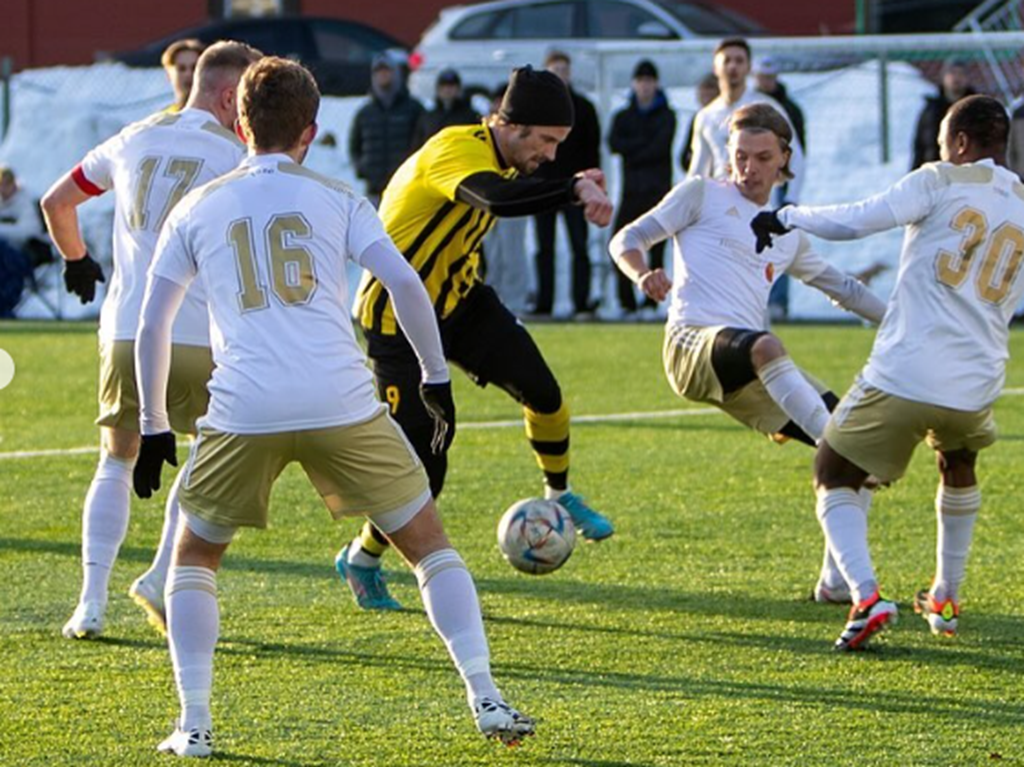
[781, 160, 1024, 411]
[150, 153, 387, 433]
[75, 108, 246, 346]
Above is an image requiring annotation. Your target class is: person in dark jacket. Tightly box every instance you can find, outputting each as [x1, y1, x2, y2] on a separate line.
[532, 50, 602, 316]
[349, 53, 425, 206]
[754, 56, 806, 151]
[610, 60, 676, 317]
[911, 59, 974, 170]
[413, 68, 480, 148]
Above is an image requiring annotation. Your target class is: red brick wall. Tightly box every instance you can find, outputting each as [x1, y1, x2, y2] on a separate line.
[0, 0, 208, 69]
[0, 0, 856, 70]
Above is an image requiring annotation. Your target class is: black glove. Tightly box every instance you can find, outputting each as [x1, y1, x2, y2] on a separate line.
[63, 253, 106, 304]
[133, 432, 178, 499]
[751, 210, 792, 254]
[419, 381, 456, 455]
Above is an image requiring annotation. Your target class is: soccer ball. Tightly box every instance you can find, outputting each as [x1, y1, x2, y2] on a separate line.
[497, 498, 576, 575]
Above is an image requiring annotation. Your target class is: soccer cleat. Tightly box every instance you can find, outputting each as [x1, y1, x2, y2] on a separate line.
[556, 491, 614, 542]
[474, 698, 536, 746]
[157, 722, 213, 757]
[914, 589, 959, 637]
[129, 574, 167, 636]
[62, 600, 105, 639]
[334, 545, 402, 611]
[810, 579, 852, 605]
[834, 591, 898, 651]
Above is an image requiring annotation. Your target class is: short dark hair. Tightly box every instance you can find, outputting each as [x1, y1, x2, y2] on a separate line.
[545, 49, 571, 66]
[239, 56, 320, 151]
[945, 94, 1010, 151]
[161, 38, 205, 69]
[714, 37, 751, 60]
[730, 102, 794, 180]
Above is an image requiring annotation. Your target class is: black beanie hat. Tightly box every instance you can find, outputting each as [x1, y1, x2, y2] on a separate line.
[498, 65, 574, 127]
[633, 59, 659, 80]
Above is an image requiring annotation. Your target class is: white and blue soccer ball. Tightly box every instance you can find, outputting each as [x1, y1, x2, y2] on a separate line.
[497, 498, 576, 575]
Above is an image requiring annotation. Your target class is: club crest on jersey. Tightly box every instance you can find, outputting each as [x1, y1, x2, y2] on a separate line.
[765, 263, 775, 283]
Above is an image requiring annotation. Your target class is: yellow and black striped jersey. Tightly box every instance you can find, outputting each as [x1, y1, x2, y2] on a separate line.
[355, 121, 515, 334]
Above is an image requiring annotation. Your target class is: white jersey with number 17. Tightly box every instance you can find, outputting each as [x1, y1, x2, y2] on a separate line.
[73, 108, 246, 346]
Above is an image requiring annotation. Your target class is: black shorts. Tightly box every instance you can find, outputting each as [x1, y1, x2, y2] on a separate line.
[711, 327, 768, 395]
[364, 285, 562, 492]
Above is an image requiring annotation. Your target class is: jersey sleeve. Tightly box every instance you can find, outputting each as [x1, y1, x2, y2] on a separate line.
[784, 232, 829, 282]
[423, 132, 495, 202]
[347, 198, 391, 266]
[648, 177, 706, 234]
[74, 133, 122, 194]
[149, 210, 197, 288]
[779, 166, 940, 240]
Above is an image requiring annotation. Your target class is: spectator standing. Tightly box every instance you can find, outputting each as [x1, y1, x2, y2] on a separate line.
[609, 60, 676, 319]
[911, 59, 974, 170]
[161, 39, 205, 113]
[0, 166, 42, 316]
[349, 53, 425, 206]
[680, 73, 719, 173]
[1009, 100, 1024, 181]
[532, 51, 601, 317]
[413, 68, 480, 147]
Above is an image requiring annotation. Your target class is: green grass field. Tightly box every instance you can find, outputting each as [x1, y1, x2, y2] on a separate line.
[2, 320, 1024, 766]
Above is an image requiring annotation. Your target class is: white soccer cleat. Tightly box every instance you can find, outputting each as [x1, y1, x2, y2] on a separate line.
[474, 698, 535, 746]
[61, 600, 105, 639]
[129, 574, 167, 636]
[811, 579, 852, 605]
[157, 722, 213, 758]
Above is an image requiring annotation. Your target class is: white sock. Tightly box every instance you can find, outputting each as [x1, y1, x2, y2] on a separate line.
[347, 540, 381, 569]
[933, 484, 980, 602]
[819, 488, 872, 588]
[167, 565, 219, 731]
[139, 466, 185, 588]
[415, 549, 501, 708]
[757, 357, 830, 442]
[543, 484, 570, 500]
[816, 487, 877, 603]
[79, 452, 135, 605]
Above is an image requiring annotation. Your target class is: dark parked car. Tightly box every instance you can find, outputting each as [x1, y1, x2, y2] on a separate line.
[114, 16, 407, 96]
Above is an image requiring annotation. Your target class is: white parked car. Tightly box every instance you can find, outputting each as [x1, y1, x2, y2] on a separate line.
[408, 0, 763, 101]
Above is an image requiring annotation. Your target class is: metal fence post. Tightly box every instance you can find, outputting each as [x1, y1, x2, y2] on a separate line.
[1, 57, 12, 141]
[878, 51, 890, 164]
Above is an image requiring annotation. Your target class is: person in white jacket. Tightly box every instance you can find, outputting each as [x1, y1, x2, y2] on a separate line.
[688, 38, 805, 204]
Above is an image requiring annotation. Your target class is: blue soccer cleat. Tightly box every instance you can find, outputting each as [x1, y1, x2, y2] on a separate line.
[334, 544, 402, 611]
[555, 490, 614, 542]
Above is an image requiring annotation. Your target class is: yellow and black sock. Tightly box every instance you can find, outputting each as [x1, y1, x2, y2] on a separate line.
[524, 401, 570, 491]
[353, 521, 390, 559]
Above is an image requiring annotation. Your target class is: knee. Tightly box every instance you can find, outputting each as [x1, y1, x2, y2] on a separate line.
[102, 428, 140, 461]
[750, 334, 787, 371]
[524, 379, 563, 416]
[174, 531, 227, 570]
[938, 449, 978, 487]
[814, 440, 867, 492]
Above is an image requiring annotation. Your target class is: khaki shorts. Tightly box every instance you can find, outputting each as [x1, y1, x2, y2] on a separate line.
[663, 325, 829, 436]
[825, 379, 998, 483]
[178, 407, 430, 530]
[97, 340, 213, 435]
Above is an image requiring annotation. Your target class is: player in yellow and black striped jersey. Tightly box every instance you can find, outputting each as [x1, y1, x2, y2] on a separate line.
[337, 67, 617, 610]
